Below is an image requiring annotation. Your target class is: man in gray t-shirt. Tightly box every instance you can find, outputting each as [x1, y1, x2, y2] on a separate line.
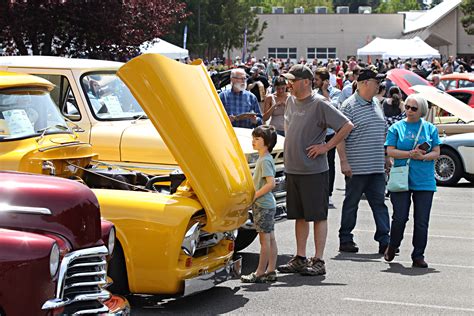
[277, 64, 353, 276]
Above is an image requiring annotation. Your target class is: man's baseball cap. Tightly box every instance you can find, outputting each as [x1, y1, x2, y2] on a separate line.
[282, 64, 314, 80]
[357, 68, 386, 82]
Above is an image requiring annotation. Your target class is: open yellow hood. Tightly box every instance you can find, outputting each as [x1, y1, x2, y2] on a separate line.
[117, 54, 253, 232]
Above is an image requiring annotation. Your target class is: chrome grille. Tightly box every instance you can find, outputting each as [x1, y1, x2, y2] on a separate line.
[42, 245, 112, 315]
[271, 151, 284, 165]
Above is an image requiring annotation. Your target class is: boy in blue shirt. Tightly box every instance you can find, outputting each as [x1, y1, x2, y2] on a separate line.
[241, 125, 278, 283]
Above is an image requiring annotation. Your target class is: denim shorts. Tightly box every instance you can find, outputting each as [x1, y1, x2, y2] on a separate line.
[253, 205, 276, 233]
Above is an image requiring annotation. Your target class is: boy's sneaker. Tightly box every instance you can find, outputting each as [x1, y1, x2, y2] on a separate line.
[240, 272, 266, 283]
[300, 258, 326, 276]
[264, 271, 277, 282]
[277, 256, 308, 273]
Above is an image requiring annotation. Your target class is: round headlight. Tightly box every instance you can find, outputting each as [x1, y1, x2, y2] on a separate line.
[108, 227, 115, 256]
[49, 243, 60, 277]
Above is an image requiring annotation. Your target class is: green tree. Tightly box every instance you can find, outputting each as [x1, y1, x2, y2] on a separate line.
[375, 0, 420, 13]
[0, 0, 188, 60]
[165, 0, 266, 60]
[460, 0, 474, 35]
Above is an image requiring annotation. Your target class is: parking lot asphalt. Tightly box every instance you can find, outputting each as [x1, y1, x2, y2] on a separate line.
[133, 170, 474, 315]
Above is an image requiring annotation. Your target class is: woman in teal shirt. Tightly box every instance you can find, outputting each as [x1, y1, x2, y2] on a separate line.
[384, 94, 441, 268]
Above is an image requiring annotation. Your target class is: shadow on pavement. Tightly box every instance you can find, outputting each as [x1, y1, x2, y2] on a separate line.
[331, 252, 384, 263]
[381, 262, 440, 276]
[239, 252, 347, 291]
[239, 252, 292, 275]
[131, 286, 249, 314]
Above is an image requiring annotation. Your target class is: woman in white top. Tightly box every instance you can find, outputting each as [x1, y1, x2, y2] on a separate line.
[262, 77, 290, 136]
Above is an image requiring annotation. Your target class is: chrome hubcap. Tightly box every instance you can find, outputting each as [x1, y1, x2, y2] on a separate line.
[435, 155, 455, 181]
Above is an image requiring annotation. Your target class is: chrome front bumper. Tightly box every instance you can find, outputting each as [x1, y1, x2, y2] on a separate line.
[183, 257, 242, 297]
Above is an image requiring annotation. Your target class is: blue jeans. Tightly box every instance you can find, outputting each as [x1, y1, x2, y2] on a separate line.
[389, 191, 434, 260]
[339, 173, 390, 246]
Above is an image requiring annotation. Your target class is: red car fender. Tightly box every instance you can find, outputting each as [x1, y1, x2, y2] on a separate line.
[0, 228, 57, 316]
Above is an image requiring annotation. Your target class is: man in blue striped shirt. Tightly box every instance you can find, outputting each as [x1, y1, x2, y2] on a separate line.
[219, 68, 263, 128]
[337, 68, 392, 255]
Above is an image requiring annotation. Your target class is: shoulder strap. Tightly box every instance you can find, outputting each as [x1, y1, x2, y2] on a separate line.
[407, 120, 424, 166]
[412, 120, 424, 150]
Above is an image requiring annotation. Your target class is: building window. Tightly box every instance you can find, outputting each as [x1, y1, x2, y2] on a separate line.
[307, 47, 336, 60]
[268, 48, 297, 59]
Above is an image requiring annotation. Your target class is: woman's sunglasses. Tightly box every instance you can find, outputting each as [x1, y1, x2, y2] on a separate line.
[405, 105, 418, 112]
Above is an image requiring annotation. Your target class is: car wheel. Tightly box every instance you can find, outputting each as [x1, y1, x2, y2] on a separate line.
[108, 241, 130, 295]
[435, 147, 463, 186]
[234, 228, 258, 252]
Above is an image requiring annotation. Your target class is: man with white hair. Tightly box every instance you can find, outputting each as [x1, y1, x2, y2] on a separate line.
[219, 68, 263, 128]
[431, 75, 445, 91]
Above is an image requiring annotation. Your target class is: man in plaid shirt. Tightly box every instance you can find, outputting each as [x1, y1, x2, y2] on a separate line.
[219, 68, 263, 128]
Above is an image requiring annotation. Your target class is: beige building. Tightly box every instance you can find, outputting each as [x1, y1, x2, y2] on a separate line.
[242, 0, 472, 62]
[401, 0, 472, 59]
[253, 13, 404, 61]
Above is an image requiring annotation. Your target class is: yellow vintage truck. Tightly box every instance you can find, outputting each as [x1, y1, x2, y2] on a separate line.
[0, 55, 287, 251]
[0, 54, 252, 296]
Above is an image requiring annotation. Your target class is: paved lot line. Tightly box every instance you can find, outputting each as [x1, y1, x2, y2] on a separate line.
[343, 298, 474, 312]
[353, 229, 474, 240]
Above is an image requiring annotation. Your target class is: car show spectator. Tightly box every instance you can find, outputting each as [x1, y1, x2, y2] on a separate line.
[384, 94, 441, 268]
[241, 125, 278, 283]
[337, 68, 391, 255]
[339, 68, 360, 106]
[247, 66, 270, 106]
[375, 81, 387, 107]
[262, 77, 289, 136]
[314, 67, 342, 208]
[383, 86, 406, 127]
[431, 74, 446, 91]
[277, 64, 353, 276]
[219, 68, 262, 128]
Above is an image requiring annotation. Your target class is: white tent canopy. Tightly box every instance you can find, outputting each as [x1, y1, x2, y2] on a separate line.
[357, 37, 440, 59]
[140, 38, 189, 60]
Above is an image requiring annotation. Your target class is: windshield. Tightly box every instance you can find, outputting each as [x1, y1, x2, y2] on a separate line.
[403, 73, 429, 87]
[81, 73, 145, 120]
[0, 88, 69, 140]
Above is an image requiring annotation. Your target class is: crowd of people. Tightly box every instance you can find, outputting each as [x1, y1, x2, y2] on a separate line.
[215, 54, 467, 283]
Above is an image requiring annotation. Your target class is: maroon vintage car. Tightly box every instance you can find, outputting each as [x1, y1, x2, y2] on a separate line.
[0, 171, 130, 316]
